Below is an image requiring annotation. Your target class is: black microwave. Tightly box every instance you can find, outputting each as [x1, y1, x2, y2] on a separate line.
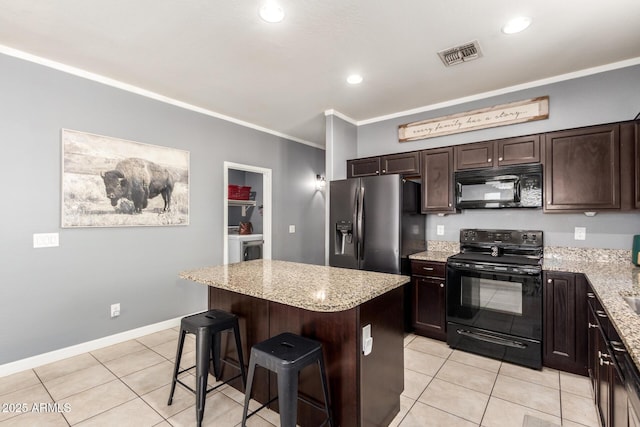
[454, 164, 542, 209]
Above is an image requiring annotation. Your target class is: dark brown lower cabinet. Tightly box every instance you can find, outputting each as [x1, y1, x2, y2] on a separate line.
[542, 271, 588, 375]
[410, 260, 446, 341]
[588, 289, 629, 427]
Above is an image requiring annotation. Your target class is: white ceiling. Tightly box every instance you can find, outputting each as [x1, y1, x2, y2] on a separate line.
[1, 0, 640, 147]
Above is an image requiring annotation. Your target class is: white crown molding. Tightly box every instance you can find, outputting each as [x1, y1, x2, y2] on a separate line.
[0, 45, 324, 150]
[357, 56, 640, 126]
[324, 109, 358, 125]
[3, 44, 638, 146]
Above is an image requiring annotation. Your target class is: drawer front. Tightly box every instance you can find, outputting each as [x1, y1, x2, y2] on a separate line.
[411, 260, 445, 278]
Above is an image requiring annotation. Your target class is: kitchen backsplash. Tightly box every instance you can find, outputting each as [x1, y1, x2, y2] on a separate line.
[426, 239, 632, 264]
[426, 240, 458, 253]
[544, 246, 631, 263]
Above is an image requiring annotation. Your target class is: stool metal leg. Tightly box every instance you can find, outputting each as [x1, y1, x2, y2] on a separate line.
[167, 328, 186, 405]
[212, 331, 221, 379]
[233, 324, 247, 388]
[277, 369, 299, 427]
[317, 357, 334, 427]
[195, 329, 212, 427]
[241, 355, 257, 427]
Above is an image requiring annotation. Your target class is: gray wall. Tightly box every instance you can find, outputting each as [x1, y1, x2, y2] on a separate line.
[0, 53, 325, 364]
[356, 64, 640, 250]
[326, 114, 357, 181]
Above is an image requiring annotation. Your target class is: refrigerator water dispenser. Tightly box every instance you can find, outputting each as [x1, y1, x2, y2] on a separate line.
[335, 220, 354, 255]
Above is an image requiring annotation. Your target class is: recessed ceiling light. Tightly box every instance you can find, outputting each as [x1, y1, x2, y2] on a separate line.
[502, 16, 532, 34]
[347, 74, 363, 85]
[259, 1, 285, 23]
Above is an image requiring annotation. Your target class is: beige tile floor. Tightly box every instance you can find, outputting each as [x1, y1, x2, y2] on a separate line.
[0, 329, 600, 426]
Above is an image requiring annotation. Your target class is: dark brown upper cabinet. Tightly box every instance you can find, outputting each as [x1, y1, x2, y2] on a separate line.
[347, 152, 420, 178]
[380, 152, 420, 176]
[626, 121, 640, 209]
[544, 123, 623, 212]
[347, 157, 381, 178]
[420, 147, 456, 214]
[636, 123, 640, 209]
[455, 135, 540, 170]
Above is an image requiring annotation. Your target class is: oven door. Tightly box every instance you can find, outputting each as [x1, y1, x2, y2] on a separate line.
[446, 261, 542, 340]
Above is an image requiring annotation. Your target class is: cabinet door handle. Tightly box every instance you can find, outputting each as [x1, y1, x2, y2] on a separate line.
[596, 310, 607, 318]
[588, 322, 599, 329]
[610, 341, 627, 353]
[448, 203, 452, 207]
[440, 283, 444, 288]
[487, 158, 492, 162]
[547, 279, 552, 283]
[587, 292, 595, 298]
[375, 170, 379, 174]
[382, 169, 386, 173]
[600, 358, 611, 366]
[422, 267, 434, 271]
[498, 157, 503, 161]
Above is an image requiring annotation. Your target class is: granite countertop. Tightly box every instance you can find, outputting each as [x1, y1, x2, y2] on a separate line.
[410, 243, 640, 371]
[180, 259, 410, 312]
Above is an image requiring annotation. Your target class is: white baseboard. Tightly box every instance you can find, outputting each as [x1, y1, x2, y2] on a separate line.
[0, 316, 186, 378]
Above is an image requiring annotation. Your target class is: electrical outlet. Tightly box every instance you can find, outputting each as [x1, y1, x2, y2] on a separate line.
[289, 225, 295, 233]
[33, 233, 59, 248]
[436, 225, 445, 236]
[574, 227, 586, 241]
[110, 303, 121, 318]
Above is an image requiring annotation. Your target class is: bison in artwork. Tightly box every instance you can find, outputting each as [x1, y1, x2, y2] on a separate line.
[100, 158, 174, 213]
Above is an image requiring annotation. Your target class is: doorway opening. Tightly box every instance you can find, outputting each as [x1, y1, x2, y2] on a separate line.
[223, 162, 272, 264]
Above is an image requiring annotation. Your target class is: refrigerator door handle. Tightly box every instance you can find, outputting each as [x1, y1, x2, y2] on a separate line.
[357, 185, 364, 261]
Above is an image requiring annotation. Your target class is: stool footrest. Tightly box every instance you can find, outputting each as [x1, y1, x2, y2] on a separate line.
[175, 372, 244, 397]
[178, 356, 243, 380]
[298, 394, 329, 413]
[244, 394, 330, 424]
[244, 396, 278, 420]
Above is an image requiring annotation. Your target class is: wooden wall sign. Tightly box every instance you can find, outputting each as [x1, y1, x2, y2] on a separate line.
[398, 96, 549, 142]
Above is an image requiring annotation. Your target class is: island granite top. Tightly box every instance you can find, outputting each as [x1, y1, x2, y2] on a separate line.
[180, 259, 410, 313]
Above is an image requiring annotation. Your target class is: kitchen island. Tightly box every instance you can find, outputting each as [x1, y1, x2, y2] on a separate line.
[180, 259, 410, 427]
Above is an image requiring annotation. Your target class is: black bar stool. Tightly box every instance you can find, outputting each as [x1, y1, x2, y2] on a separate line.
[168, 309, 247, 427]
[241, 332, 333, 427]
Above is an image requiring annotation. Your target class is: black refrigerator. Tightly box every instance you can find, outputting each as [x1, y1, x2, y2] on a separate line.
[329, 174, 425, 275]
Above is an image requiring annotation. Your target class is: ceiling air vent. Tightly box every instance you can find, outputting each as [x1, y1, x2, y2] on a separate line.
[438, 40, 483, 67]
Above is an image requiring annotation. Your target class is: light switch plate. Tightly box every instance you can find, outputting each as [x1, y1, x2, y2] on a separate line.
[436, 225, 445, 236]
[289, 225, 295, 233]
[574, 227, 586, 240]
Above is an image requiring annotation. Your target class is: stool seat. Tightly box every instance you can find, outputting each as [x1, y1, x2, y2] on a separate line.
[182, 309, 239, 333]
[242, 332, 333, 427]
[168, 309, 246, 427]
[252, 332, 322, 372]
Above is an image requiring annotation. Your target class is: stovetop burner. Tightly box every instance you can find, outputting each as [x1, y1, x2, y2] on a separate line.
[450, 228, 544, 266]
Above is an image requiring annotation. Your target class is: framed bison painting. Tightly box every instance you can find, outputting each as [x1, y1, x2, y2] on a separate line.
[61, 129, 189, 227]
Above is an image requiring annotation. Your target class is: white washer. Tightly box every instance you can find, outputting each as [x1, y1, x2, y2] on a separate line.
[228, 234, 263, 263]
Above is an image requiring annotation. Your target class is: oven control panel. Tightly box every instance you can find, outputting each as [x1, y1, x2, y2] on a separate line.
[460, 229, 543, 246]
[447, 260, 542, 276]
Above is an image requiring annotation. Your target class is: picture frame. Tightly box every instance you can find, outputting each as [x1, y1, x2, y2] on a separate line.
[398, 96, 549, 142]
[61, 129, 190, 228]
